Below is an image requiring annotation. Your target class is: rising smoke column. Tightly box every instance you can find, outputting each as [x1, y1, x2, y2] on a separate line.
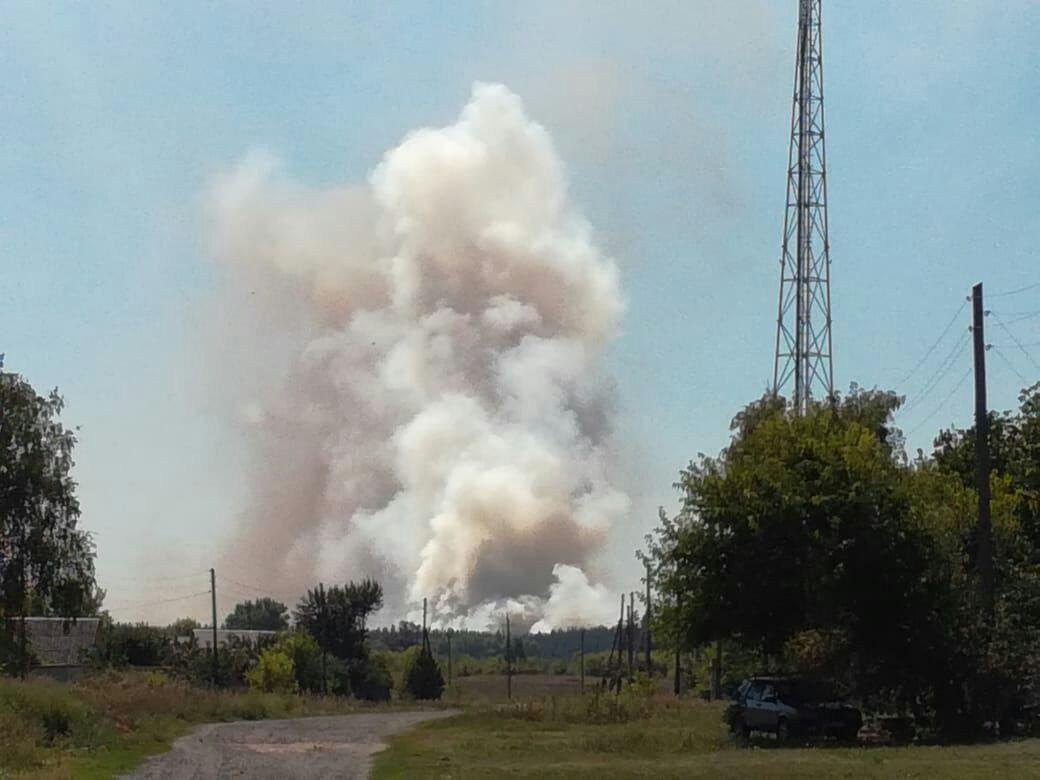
[208, 83, 629, 627]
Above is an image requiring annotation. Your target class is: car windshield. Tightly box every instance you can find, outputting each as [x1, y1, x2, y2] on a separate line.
[773, 680, 836, 704]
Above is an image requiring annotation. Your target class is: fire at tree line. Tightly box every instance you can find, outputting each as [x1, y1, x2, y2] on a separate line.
[6, 366, 1040, 739]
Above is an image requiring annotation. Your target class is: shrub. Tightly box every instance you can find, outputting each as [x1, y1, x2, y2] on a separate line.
[273, 631, 325, 693]
[245, 649, 297, 694]
[404, 648, 445, 701]
[352, 654, 393, 702]
[92, 621, 171, 667]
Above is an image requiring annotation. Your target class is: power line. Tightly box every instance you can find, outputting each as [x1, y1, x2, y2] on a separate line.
[218, 575, 299, 607]
[990, 282, 1040, 298]
[991, 346, 1028, 384]
[105, 590, 211, 613]
[991, 311, 1040, 373]
[1003, 310, 1040, 325]
[895, 300, 967, 386]
[220, 575, 277, 596]
[905, 367, 973, 437]
[903, 333, 970, 412]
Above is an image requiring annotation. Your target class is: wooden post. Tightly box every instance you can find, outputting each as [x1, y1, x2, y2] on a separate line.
[627, 592, 635, 680]
[615, 594, 625, 692]
[673, 593, 682, 697]
[210, 568, 218, 687]
[447, 628, 453, 686]
[579, 627, 585, 693]
[644, 564, 652, 674]
[710, 639, 722, 700]
[972, 282, 994, 609]
[505, 613, 512, 700]
[319, 582, 328, 695]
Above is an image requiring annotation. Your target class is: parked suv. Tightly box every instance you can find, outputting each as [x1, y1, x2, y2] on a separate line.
[725, 677, 862, 742]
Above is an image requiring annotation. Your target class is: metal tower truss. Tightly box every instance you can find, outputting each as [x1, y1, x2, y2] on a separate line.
[773, 0, 834, 412]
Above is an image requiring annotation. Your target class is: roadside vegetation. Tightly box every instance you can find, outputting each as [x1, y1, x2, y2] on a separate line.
[0, 670, 369, 778]
[375, 683, 1040, 779]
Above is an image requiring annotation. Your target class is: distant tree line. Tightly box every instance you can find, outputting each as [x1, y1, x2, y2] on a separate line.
[369, 624, 616, 659]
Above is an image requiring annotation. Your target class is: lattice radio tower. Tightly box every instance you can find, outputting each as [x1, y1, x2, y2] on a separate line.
[772, 0, 833, 413]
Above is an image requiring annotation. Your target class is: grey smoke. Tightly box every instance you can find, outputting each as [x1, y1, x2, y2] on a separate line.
[208, 83, 628, 628]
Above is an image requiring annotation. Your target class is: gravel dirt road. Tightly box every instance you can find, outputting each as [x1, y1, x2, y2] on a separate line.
[125, 710, 458, 779]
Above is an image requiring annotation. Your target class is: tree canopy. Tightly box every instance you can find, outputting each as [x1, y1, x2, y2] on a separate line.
[294, 579, 382, 661]
[0, 373, 97, 674]
[224, 598, 289, 631]
[646, 385, 1040, 737]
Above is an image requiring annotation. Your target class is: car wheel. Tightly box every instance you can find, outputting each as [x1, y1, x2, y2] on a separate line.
[776, 718, 790, 744]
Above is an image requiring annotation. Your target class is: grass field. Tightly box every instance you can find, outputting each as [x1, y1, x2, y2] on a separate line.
[10, 669, 1040, 778]
[375, 676, 1040, 779]
[0, 670, 372, 778]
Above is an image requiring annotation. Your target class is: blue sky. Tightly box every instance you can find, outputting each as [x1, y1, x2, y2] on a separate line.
[2, 1, 1038, 620]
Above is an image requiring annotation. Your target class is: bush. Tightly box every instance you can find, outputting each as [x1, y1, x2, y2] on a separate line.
[92, 621, 171, 667]
[273, 631, 325, 693]
[352, 654, 393, 702]
[0, 676, 110, 750]
[404, 648, 445, 701]
[246, 649, 297, 694]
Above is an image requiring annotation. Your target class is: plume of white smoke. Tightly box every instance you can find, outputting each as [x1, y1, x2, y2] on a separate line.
[207, 83, 628, 629]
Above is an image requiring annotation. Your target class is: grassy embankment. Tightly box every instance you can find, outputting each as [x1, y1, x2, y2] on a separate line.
[375, 674, 1040, 779]
[0, 670, 374, 778]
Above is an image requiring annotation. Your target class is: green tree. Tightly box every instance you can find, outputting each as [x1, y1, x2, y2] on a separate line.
[0, 373, 96, 676]
[272, 630, 325, 693]
[294, 580, 382, 662]
[646, 388, 934, 697]
[246, 648, 297, 693]
[404, 646, 445, 700]
[224, 598, 290, 631]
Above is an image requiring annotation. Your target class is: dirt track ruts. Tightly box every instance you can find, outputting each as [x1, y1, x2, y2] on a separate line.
[125, 709, 458, 779]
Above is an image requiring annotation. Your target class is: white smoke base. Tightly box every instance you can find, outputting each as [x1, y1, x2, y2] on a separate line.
[529, 564, 616, 633]
[207, 83, 629, 629]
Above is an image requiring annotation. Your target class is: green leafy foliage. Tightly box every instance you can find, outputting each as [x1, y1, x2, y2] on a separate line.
[294, 580, 382, 662]
[0, 373, 97, 674]
[272, 630, 325, 693]
[404, 645, 445, 700]
[647, 384, 1040, 738]
[224, 598, 290, 631]
[351, 653, 394, 701]
[246, 649, 297, 694]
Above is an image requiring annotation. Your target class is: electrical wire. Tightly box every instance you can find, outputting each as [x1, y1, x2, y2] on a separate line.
[991, 311, 1040, 373]
[903, 333, 970, 412]
[895, 300, 967, 386]
[990, 282, 1040, 298]
[905, 367, 973, 437]
[991, 346, 1028, 384]
[1004, 310, 1040, 325]
[105, 590, 211, 613]
[219, 575, 274, 596]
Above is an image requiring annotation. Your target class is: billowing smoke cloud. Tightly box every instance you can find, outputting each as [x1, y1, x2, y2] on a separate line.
[207, 83, 628, 629]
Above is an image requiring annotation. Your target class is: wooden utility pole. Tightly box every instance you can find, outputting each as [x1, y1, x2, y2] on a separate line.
[972, 282, 995, 609]
[319, 582, 328, 695]
[627, 592, 636, 679]
[209, 568, 218, 686]
[447, 628, 453, 686]
[644, 564, 652, 673]
[674, 593, 682, 696]
[710, 639, 722, 700]
[505, 613, 512, 700]
[674, 644, 681, 696]
[579, 628, 585, 692]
